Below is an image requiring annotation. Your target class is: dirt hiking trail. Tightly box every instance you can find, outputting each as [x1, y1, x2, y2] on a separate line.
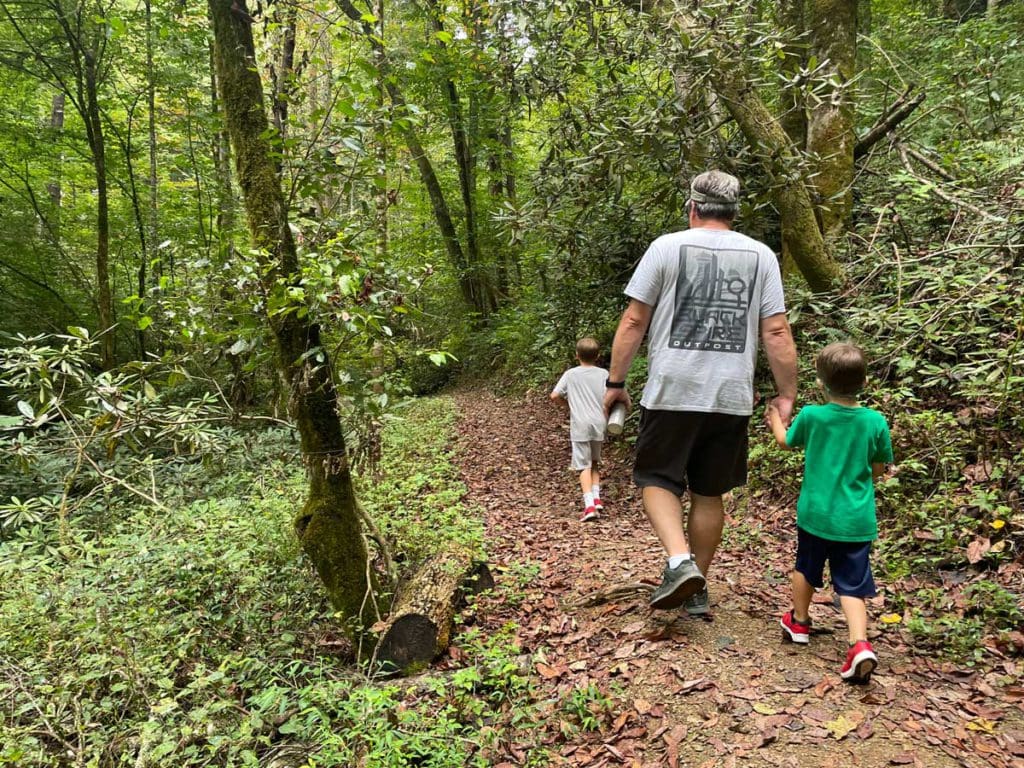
[453, 390, 1024, 768]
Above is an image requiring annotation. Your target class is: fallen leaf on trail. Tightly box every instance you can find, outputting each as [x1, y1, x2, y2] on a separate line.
[990, 519, 1006, 530]
[967, 537, 991, 564]
[676, 678, 714, 695]
[965, 717, 996, 733]
[614, 642, 636, 659]
[912, 529, 940, 541]
[633, 698, 652, 715]
[889, 753, 916, 765]
[756, 727, 778, 747]
[880, 613, 902, 624]
[602, 743, 625, 763]
[536, 662, 561, 679]
[825, 715, 858, 739]
[753, 702, 777, 716]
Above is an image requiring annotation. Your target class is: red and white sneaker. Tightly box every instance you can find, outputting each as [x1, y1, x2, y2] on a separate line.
[580, 505, 599, 522]
[840, 640, 878, 683]
[780, 610, 811, 644]
[592, 497, 604, 513]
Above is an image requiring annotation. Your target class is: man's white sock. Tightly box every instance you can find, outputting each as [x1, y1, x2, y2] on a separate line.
[591, 484, 601, 499]
[584, 492, 594, 508]
[667, 554, 690, 569]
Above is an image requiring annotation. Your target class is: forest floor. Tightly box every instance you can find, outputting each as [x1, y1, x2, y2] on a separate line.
[451, 389, 1024, 768]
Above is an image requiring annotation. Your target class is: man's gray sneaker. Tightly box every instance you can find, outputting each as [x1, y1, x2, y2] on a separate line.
[683, 587, 710, 616]
[649, 557, 705, 610]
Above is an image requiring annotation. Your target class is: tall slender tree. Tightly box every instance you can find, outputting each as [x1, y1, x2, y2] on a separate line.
[207, 0, 372, 632]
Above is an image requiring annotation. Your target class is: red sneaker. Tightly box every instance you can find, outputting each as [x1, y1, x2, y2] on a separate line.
[593, 497, 604, 513]
[780, 610, 811, 644]
[840, 640, 878, 683]
[580, 505, 599, 522]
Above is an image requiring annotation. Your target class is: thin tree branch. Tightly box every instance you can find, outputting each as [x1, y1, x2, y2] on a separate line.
[854, 86, 925, 160]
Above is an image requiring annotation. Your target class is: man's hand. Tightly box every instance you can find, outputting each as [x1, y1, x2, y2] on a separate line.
[768, 395, 794, 427]
[603, 386, 631, 417]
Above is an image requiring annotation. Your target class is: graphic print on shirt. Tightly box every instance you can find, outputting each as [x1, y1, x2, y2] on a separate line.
[669, 245, 759, 353]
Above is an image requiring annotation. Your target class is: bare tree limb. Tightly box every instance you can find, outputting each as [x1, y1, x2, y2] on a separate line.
[895, 142, 1005, 224]
[854, 86, 926, 160]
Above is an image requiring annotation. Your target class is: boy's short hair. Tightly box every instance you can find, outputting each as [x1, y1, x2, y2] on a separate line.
[576, 337, 600, 364]
[816, 342, 867, 397]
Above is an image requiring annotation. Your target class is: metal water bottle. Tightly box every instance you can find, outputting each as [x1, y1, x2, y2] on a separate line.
[606, 402, 627, 436]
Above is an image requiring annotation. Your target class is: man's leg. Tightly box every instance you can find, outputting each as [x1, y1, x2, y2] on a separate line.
[687, 492, 724, 577]
[643, 486, 689, 557]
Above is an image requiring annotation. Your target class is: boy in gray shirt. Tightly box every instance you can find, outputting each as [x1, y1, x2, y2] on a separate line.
[551, 337, 609, 522]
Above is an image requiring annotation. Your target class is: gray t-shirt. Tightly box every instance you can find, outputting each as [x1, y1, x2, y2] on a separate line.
[625, 227, 786, 415]
[553, 365, 608, 441]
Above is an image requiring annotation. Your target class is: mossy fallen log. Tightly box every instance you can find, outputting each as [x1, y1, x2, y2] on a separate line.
[374, 547, 493, 676]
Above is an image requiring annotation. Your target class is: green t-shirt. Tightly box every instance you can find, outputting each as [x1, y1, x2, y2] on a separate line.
[785, 403, 894, 542]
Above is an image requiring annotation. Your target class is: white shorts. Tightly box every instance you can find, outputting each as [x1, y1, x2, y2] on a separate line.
[571, 440, 603, 471]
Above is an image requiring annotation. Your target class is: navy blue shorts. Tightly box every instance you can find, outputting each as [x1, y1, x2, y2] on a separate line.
[795, 527, 876, 598]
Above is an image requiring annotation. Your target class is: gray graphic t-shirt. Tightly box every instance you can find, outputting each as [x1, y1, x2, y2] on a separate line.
[625, 228, 785, 415]
[553, 365, 608, 441]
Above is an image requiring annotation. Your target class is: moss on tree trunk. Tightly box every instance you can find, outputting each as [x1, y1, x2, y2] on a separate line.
[671, 18, 843, 291]
[207, 0, 371, 630]
[806, 0, 857, 239]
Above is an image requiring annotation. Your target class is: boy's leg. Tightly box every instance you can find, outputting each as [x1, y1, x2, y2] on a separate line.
[791, 570, 814, 623]
[782, 528, 825, 642]
[840, 596, 869, 643]
[578, 468, 592, 498]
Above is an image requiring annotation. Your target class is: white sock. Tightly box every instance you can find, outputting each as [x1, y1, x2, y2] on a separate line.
[667, 554, 690, 569]
[584, 492, 594, 508]
[591, 484, 601, 499]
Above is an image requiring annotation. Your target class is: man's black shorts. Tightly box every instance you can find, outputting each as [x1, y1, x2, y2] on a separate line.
[633, 408, 749, 497]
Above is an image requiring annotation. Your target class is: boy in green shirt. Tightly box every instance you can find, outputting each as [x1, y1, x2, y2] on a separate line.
[768, 342, 894, 683]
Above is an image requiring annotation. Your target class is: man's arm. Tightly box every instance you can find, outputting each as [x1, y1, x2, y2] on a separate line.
[603, 299, 653, 414]
[760, 312, 797, 424]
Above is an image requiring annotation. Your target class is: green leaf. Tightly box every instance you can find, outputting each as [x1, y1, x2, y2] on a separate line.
[16, 401, 33, 419]
[435, 30, 453, 44]
[137, 316, 153, 330]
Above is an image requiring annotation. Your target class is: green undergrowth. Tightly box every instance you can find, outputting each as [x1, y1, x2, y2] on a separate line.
[0, 396, 554, 767]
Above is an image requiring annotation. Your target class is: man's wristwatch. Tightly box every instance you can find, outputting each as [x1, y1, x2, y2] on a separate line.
[605, 380, 626, 389]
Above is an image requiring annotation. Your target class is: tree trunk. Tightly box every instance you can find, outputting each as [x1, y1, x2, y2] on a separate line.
[208, 0, 372, 631]
[806, 0, 858, 238]
[424, 0, 495, 317]
[84, 56, 115, 370]
[778, 0, 808, 150]
[210, 39, 236, 242]
[47, 93, 65, 211]
[337, 0, 494, 317]
[374, 546, 493, 676]
[146, 0, 159, 287]
[373, 0, 388, 264]
[666, 7, 844, 291]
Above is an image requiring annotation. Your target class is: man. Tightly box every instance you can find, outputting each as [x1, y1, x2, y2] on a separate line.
[603, 170, 798, 615]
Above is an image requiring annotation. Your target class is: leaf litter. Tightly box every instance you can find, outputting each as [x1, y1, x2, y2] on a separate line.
[451, 390, 1024, 766]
